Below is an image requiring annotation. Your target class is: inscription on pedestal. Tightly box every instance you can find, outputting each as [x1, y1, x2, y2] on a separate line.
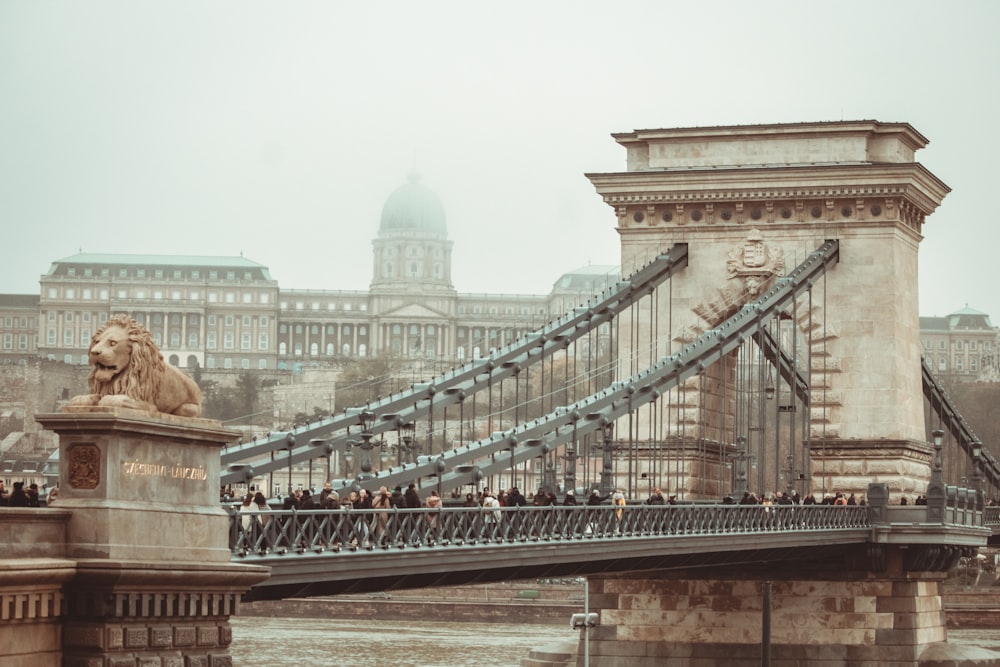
[121, 460, 208, 481]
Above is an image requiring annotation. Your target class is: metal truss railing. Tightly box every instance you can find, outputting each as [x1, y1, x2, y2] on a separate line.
[220, 243, 690, 485]
[229, 503, 870, 559]
[357, 239, 840, 494]
[922, 357, 1000, 487]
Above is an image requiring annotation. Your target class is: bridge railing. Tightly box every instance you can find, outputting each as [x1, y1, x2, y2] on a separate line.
[227, 503, 871, 558]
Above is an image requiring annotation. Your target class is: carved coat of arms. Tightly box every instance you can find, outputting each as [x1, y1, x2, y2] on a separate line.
[67, 443, 101, 489]
[726, 228, 785, 297]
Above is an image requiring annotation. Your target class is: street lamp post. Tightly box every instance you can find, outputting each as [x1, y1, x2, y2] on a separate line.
[309, 438, 334, 486]
[784, 452, 796, 496]
[354, 409, 378, 483]
[595, 421, 616, 497]
[342, 445, 353, 478]
[972, 439, 984, 510]
[562, 409, 580, 495]
[401, 421, 417, 465]
[733, 435, 750, 497]
[562, 444, 578, 495]
[282, 433, 296, 497]
[927, 429, 947, 522]
[503, 436, 517, 491]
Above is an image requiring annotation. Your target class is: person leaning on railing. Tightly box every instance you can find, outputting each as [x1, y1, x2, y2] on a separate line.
[425, 490, 442, 544]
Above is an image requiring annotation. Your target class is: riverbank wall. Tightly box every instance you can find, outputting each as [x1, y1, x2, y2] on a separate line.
[239, 581, 1000, 628]
[943, 590, 1000, 629]
[239, 581, 582, 625]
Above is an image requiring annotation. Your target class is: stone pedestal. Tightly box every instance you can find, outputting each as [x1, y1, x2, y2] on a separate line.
[34, 407, 269, 667]
[38, 407, 235, 563]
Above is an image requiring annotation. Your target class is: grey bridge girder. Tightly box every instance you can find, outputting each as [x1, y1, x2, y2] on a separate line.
[922, 357, 1000, 486]
[753, 327, 810, 406]
[251, 537, 869, 600]
[220, 243, 690, 485]
[331, 239, 841, 493]
[234, 499, 990, 600]
[244, 527, 871, 601]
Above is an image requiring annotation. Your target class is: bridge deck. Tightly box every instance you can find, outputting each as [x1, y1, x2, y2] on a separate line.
[232, 504, 875, 599]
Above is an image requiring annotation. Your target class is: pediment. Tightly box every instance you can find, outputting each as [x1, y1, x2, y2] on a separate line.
[380, 302, 447, 319]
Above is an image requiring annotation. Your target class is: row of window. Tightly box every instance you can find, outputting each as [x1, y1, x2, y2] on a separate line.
[43, 311, 276, 330]
[42, 293, 548, 318]
[274, 301, 548, 316]
[278, 342, 368, 357]
[1, 334, 32, 350]
[204, 357, 271, 370]
[33, 324, 520, 353]
[380, 246, 445, 258]
[274, 323, 527, 338]
[45, 287, 273, 305]
[63, 267, 259, 281]
[206, 332, 269, 351]
[280, 301, 367, 312]
[381, 262, 445, 280]
[1, 317, 34, 328]
[42, 327, 275, 352]
[269, 342, 495, 361]
[280, 323, 368, 336]
[923, 338, 993, 351]
[457, 304, 545, 316]
[926, 354, 1000, 373]
[47, 329, 93, 347]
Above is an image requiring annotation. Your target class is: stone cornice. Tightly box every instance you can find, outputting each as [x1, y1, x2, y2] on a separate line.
[36, 407, 238, 446]
[611, 120, 928, 149]
[587, 163, 950, 217]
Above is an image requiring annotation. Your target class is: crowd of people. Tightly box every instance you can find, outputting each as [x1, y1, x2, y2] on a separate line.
[219, 480, 1000, 553]
[227, 483, 887, 515]
[0, 480, 48, 507]
[727, 490, 867, 506]
[230, 482, 880, 551]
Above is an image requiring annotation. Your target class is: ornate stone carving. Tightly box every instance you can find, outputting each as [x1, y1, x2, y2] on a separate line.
[67, 443, 100, 489]
[726, 228, 785, 298]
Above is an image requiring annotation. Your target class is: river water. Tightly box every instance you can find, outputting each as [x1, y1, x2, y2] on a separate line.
[230, 616, 573, 666]
[231, 618, 1000, 666]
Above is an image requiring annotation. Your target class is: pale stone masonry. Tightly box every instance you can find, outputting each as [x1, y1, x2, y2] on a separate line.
[5, 408, 271, 667]
[585, 572, 952, 666]
[587, 121, 951, 500]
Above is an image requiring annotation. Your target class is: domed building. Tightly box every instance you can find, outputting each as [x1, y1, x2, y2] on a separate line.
[368, 175, 457, 357]
[377, 173, 449, 237]
[372, 174, 453, 290]
[23, 175, 619, 373]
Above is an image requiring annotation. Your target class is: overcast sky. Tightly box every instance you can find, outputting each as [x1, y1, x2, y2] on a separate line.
[2, 1, 998, 320]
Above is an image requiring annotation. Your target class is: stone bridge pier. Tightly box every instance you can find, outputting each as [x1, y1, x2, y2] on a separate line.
[576, 487, 997, 667]
[585, 553, 945, 666]
[3, 407, 268, 667]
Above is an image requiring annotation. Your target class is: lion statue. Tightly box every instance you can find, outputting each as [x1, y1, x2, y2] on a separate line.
[68, 314, 203, 417]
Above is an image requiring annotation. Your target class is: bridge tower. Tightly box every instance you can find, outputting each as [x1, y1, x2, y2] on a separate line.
[588, 121, 950, 501]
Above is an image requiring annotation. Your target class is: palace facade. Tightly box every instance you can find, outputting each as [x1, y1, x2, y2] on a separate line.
[920, 307, 999, 382]
[1, 175, 996, 386]
[1, 175, 618, 373]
